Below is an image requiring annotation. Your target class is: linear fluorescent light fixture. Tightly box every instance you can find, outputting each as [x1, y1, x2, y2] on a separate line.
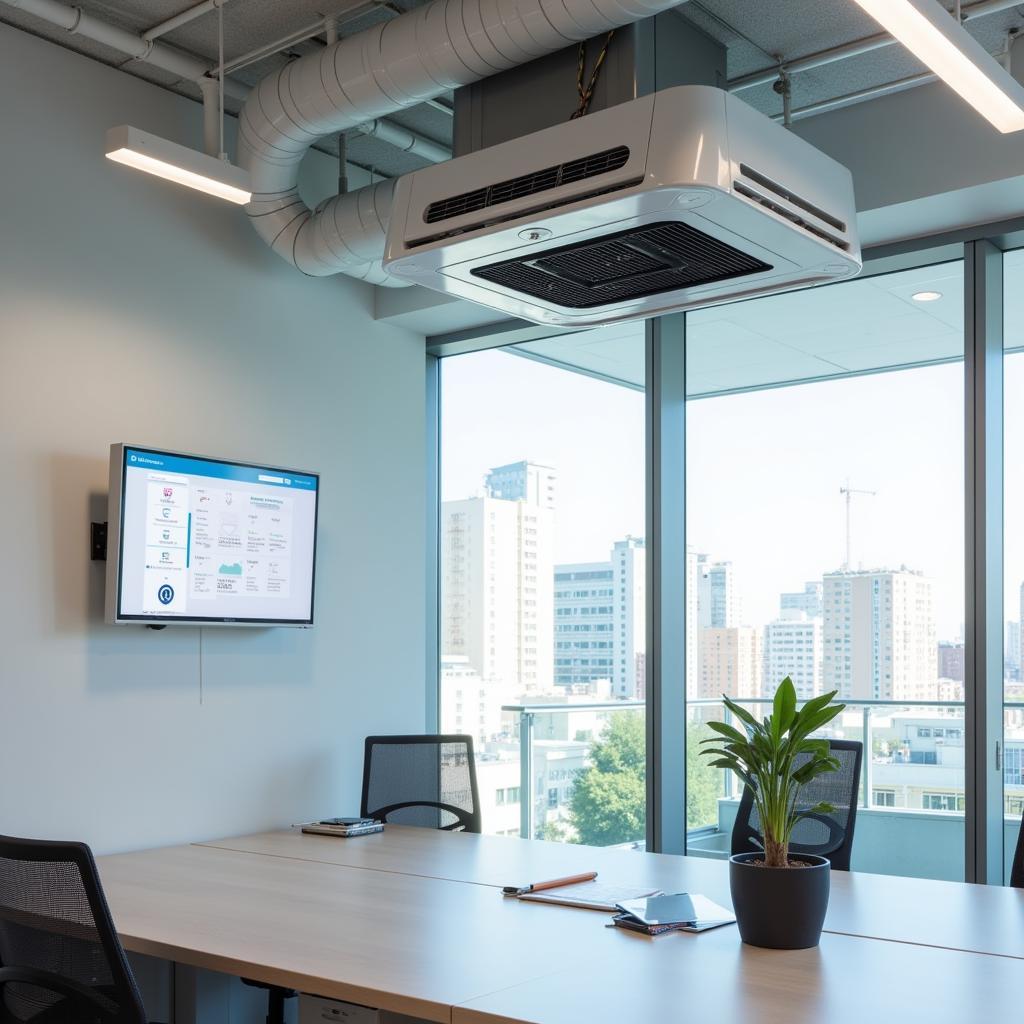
[850, 0, 1024, 132]
[105, 125, 252, 204]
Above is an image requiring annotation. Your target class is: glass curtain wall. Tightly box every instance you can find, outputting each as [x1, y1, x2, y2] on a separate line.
[681, 261, 966, 880]
[434, 241, 1024, 884]
[438, 339, 645, 844]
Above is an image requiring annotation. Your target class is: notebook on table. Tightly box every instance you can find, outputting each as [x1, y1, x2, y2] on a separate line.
[518, 881, 662, 912]
[611, 893, 735, 934]
[296, 817, 384, 838]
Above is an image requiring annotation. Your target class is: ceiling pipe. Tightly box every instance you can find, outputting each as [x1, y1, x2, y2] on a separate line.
[1, 0, 250, 99]
[728, 0, 1024, 94]
[142, 0, 233, 43]
[355, 118, 452, 161]
[0, 0, 452, 189]
[220, 0, 386, 76]
[236, 0, 685, 282]
[771, 70, 937, 122]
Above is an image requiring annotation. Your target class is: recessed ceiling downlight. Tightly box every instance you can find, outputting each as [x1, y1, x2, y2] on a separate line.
[912, 290, 943, 302]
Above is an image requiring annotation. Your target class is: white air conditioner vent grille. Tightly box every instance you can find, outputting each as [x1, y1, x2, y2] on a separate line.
[424, 146, 631, 224]
[738, 163, 847, 232]
[733, 182, 850, 252]
[470, 220, 771, 309]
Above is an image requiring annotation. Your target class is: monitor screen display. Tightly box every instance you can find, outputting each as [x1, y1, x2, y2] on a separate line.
[107, 445, 319, 626]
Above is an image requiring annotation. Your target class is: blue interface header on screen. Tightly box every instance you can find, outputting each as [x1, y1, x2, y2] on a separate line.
[125, 448, 318, 490]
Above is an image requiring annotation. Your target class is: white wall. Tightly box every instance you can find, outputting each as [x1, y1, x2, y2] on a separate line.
[0, 23, 428, 856]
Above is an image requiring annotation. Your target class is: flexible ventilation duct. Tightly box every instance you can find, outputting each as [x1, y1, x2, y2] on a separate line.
[237, 0, 686, 284]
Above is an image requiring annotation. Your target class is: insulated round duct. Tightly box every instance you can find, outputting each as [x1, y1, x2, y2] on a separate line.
[237, 0, 686, 282]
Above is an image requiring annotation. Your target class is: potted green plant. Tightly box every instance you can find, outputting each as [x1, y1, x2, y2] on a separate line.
[700, 677, 845, 949]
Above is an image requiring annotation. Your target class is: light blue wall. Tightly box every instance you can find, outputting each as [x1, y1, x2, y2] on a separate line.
[0, 23, 428, 857]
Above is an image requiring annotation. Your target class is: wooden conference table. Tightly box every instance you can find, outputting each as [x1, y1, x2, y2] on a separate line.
[96, 827, 1024, 1024]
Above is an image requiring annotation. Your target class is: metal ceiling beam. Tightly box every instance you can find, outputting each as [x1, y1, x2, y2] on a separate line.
[729, 0, 1024, 93]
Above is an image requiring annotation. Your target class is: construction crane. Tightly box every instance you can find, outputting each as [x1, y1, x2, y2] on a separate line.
[840, 479, 876, 571]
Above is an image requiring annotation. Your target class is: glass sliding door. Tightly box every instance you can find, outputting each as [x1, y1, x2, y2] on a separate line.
[438, 331, 646, 843]
[683, 261, 967, 880]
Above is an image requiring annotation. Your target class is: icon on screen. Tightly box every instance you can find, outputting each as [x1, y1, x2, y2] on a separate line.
[157, 585, 175, 605]
[163, 487, 173, 498]
[130, 455, 137, 462]
[161, 508, 171, 519]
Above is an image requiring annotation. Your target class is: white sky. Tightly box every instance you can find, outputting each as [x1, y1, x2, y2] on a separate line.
[441, 346, 1024, 647]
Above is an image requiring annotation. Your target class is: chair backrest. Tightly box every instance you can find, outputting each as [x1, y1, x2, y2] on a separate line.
[1011, 816, 1024, 888]
[0, 835, 146, 1024]
[361, 735, 482, 834]
[731, 739, 863, 871]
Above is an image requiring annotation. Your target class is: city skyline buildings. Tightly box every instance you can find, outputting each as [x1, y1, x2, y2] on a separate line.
[442, 349, 966, 642]
[442, 452, 956, 706]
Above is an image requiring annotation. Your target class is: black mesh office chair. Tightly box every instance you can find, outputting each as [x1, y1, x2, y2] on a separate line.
[0, 834, 153, 1024]
[1010, 816, 1024, 888]
[361, 735, 482, 833]
[731, 739, 864, 871]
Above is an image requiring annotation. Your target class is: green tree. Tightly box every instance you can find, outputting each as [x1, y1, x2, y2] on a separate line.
[568, 713, 646, 846]
[687, 721, 723, 830]
[568, 713, 725, 845]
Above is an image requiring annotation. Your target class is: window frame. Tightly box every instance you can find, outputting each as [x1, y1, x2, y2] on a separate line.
[427, 216, 1024, 884]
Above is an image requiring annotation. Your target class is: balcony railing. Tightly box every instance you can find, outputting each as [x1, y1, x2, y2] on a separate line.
[501, 696, 1024, 873]
[502, 700, 643, 840]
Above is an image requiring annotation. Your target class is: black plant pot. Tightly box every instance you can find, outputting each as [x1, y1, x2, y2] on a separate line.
[728, 852, 830, 949]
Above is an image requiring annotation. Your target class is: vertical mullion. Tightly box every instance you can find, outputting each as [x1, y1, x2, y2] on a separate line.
[645, 314, 688, 854]
[964, 240, 1004, 884]
[426, 352, 440, 734]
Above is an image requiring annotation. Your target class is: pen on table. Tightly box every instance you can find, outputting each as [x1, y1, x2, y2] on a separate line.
[502, 871, 598, 896]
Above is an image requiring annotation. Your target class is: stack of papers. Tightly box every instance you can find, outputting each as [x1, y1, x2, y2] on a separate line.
[612, 893, 735, 935]
[298, 818, 384, 838]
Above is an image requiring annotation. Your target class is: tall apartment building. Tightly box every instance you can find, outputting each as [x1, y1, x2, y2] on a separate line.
[441, 461, 555, 695]
[686, 548, 700, 700]
[781, 582, 824, 619]
[1017, 581, 1024, 682]
[697, 556, 738, 628]
[1007, 621, 1021, 682]
[822, 569, 937, 701]
[612, 538, 646, 700]
[937, 641, 965, 683]
[553, 563, 615, 690]
[763, 610, 823, 700]
[553, 538, 646, 700]
[484, 460, 556, 510]
[698, 626, 763, 700]
[439, 655, 503, 746]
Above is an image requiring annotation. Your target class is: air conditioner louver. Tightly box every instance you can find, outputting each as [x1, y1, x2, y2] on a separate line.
[471, 221, 772, 309]
[424, 146, 630, 224]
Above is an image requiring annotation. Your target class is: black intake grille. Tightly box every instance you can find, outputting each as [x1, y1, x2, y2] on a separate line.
[470, 221, 772, 309]
[424, 146, 630, 224]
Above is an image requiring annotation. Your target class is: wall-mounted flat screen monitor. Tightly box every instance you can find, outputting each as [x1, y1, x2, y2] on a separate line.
[105, 444, 319, 626]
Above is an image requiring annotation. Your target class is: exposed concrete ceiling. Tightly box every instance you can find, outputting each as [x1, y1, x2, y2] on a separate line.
[4, 0, 1023, 178]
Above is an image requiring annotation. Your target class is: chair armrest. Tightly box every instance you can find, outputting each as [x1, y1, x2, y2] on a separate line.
[0, 965, 119, 1022]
